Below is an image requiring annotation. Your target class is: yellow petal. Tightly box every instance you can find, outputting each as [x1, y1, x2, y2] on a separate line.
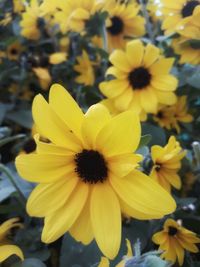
[49, 52, 67, 64]
[99, 80, 129, 98]
[126, 40, 144, 68]
[155, 91, 177, 105]
[49, 84, 84, 139]
[110, 170, 176, 216]
[152, 231, 168, 244]
[69, 196, 94, 245]
[172, 238, 184, 266]
[32, 94, 81, 150]
[42, 182, 89, 243]
[90, 183, 121, 259]
[150, 58, 175, 75]
[98, 257, 110, 267]
[139, 88, 158, 113]
[96, 111, 141, 156]
[16, 153, 74, 183]
[0, 245, 24, 262]
[142, 43, 160, 67]
[27, 177, 78, 217]
[109, 50, 131, 72]
[82, 104, 111, 149]
[151, 75, 178, 91]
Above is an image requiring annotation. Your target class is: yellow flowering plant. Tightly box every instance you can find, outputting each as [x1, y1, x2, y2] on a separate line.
[0, 0, 200, 266]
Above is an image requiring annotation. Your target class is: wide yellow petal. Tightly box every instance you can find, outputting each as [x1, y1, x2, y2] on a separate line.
[90, 182, 121, 259]
[99, 79, 129, 98]
[151, 75, 178, 91]
[110, 170, 176, 216]
[69, 196, 94, 245]
[16, 153, 74, 183]
[155, 91, 177, 105]
[0, 245, 24, 262]
[109, 50, 131, 72]
[49, 84, 84, 139]
[42, 182, 89, 243]
[142, 43, 160, 67]
[150, 58, 175, 75]
[26, 177, 78, 217]
[152, 231, 168, 244]
[82, 104, 111, 149]
[139, 88, 158, 113]
[126, 40, 144, 68]
[32, 94, 81, 150]
[96, 111, 141, 157]
[98, 257, 110, 267]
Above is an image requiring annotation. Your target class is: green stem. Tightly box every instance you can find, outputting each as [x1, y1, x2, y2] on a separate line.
[0, 164, 26, 207]
[101, 23, 108, 52]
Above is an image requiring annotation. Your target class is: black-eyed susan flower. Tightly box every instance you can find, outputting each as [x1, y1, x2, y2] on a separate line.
[74, 51, 95, 86]
[150, 136, 186, 192]
[98, 239, 133, 267]
[177, 6, 200, 39]
[16, 84, 176, 259]
[172, 37, 200, 65]
[53, 0, 101, 34]
[0, 218, 24, 263]
[20, 0, 44, 40]
[103, 0, 145, 50]
[100, 40, 177, 117]
[7, 42, 23, 61]
[161, 0, 200, 35]
[49, 52, 67, 65]
[152, 218, 200, 266]
[154, 96, 193, 133]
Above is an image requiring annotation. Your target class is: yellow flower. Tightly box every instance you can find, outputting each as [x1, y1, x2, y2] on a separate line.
[172, 37, 200, 65]
[98, 239, 133, 267]
[32, 67, 52, 90]
[0, 218, 24, 263]
[53, 0, 101, 34]
[154, 96, 193, 133]
[152, 218, 200, 266]
[39, 0, 61, 15]
[74, 51, 95, 86]
[100, 40, 177, 117]
[20, 0, 43, 40]
[7, 42, 23, 61]
[59, 37, 70, 52]
[13, 0, 25, 13]
[0, 13, 12, 26]
[49, 52, 67, 65]
[161, 0, 200, 35]
[103, 0, 145, 50]
[177, 6, 200, 39]
[150, 136, 186, 192]
[16, 84, 176, 259]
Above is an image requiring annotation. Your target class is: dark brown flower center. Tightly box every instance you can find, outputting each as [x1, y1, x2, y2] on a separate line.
[168, 226, 178, 236]
[157, 111, 164, 119]
[107, 16, 124, 35]
[181, 0, 199, 17]
[74, 149, 108, 184]
[128, 67, 152, 89]
[10, 48, 18, 55]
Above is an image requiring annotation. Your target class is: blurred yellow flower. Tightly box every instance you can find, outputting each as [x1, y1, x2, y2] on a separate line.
[100, 40, 177, 117]
[16, 84, 176, 259]
[74, 51, 95, 86]
[32, 67, 51, 90]
[150, 136, 186, 192]
[161, 0, 200, 35]
[7, 42, 23, 61]
[103, 0, 145, 50]
[152, 218, 200, 266]
[49, 52, 67, 65]
[154, 96, 193, 133]
[0, 218, 24, 263]
[13, 0, 25, 13]
[0, 13, 12, 26]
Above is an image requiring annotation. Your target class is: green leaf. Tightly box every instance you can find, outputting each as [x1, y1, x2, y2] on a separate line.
[187, 71, 200, 89]
[141, 123, 166, 147]
[0, 134, 25, 147]
[138, 135, 152, 148]
[6, 110, 33, 129]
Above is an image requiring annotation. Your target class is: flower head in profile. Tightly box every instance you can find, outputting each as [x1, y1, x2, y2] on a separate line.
[0, 218, 24, 263]
[154, 96, 193, 133]
[100, 40, 177, 117]
[16, 84, 176, 259]
[152, 218, 200, 266]
[172, 37, 200, 65]
[103, 0, 145, 50]
[150, 136, 186, 192]
[161, 0, 200, 35]
[74, 51, 95, 86]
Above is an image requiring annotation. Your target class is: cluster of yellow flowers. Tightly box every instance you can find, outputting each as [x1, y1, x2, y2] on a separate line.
[0, 0, 199, 266]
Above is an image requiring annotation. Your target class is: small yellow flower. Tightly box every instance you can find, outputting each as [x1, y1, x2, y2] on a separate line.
[74, 51, 95, 86]
[172, 37, 200, 65]
[32, 67, 51, 90]
[161, 0, 200, 36]
[98, 239, 133, 267]
[49, 52, 67, 65]
[20, 0, 44, 40]
[7, 42, 23, 61]
[154, 96, 193, 133]
[100, 40, 177, 117]
[0, 13, 12, 26]
[16, 84, 176, 259]
[0, 218, 24, 263]
[150, 136, 186, 192]
[177, 6, 200, 39]
[152, 218, 200, 266]
[103, 0, 145, 50]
